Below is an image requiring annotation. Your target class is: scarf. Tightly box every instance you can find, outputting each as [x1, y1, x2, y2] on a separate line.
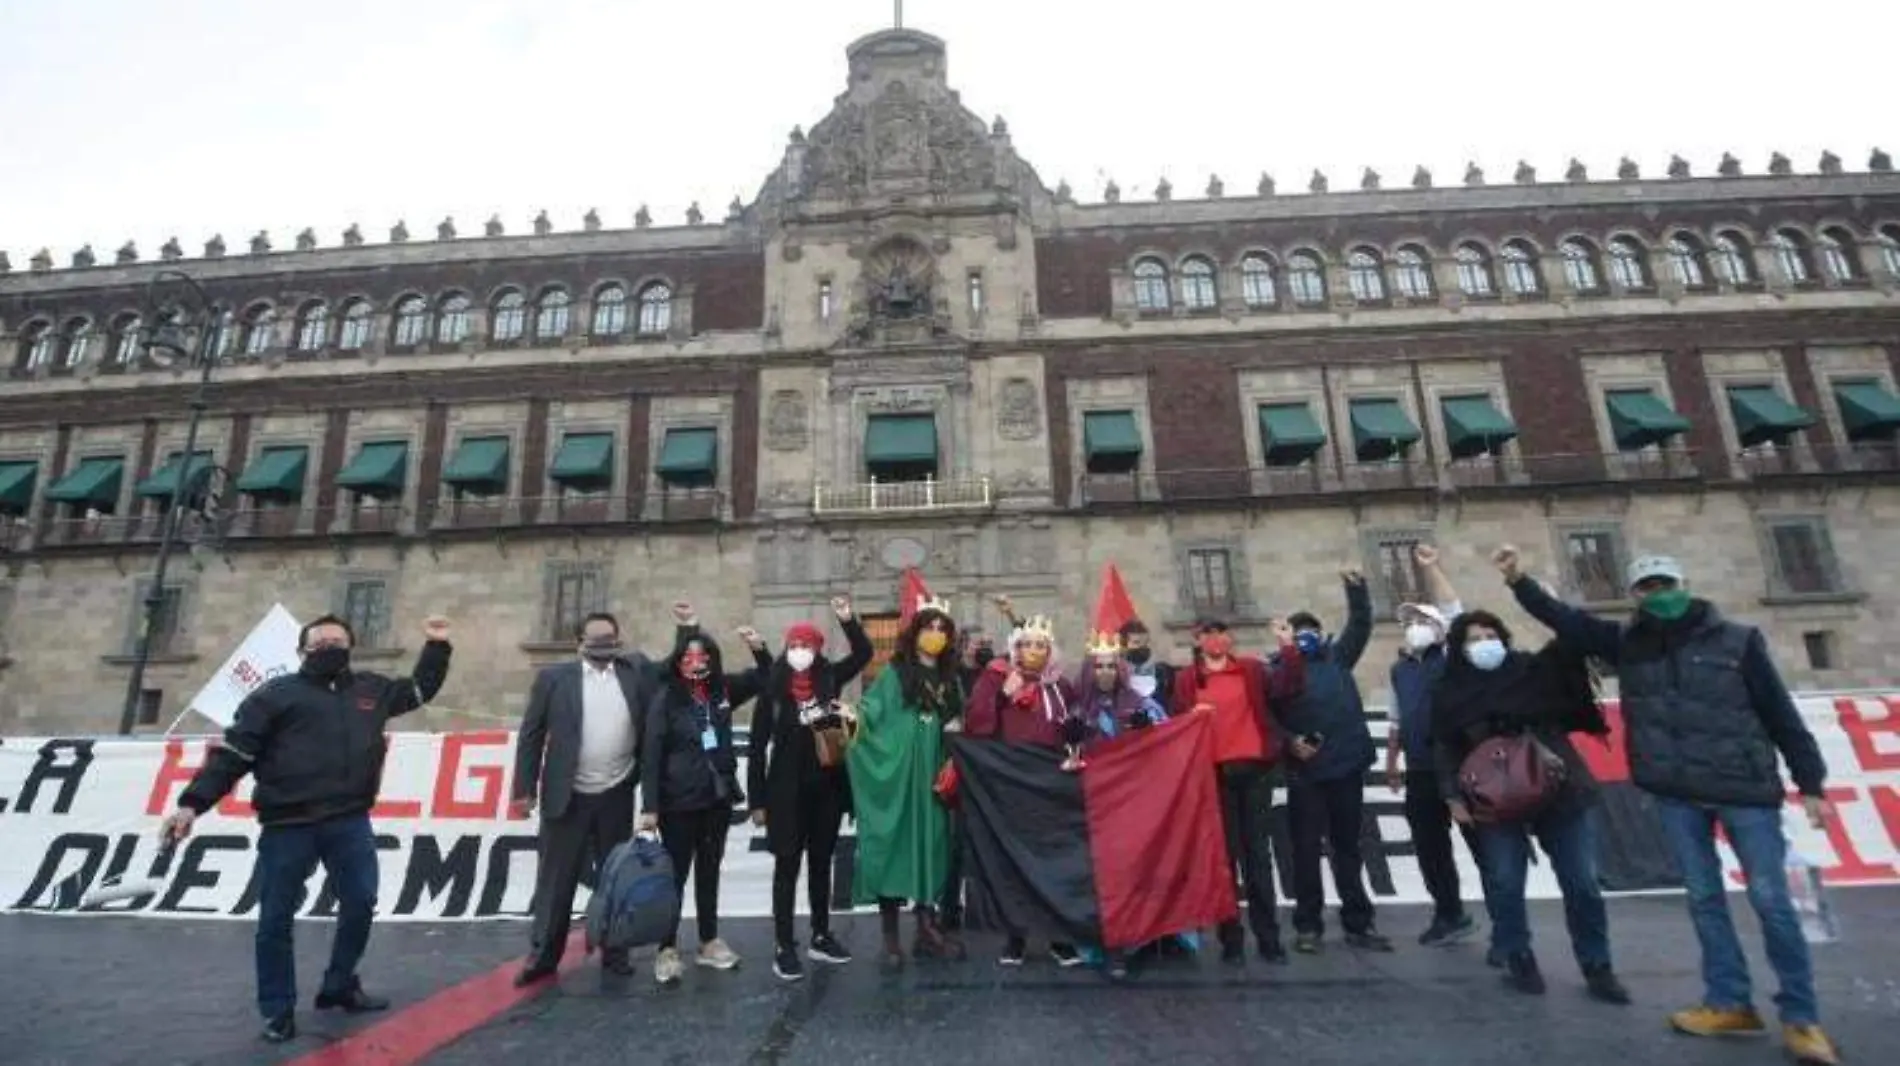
[789, 670, 815, 705]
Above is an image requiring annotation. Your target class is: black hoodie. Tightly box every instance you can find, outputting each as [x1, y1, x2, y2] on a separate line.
[640, 632, 771, 815]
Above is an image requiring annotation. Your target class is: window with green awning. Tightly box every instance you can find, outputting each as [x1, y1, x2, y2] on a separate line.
[1440, 395, 1520, 459]
[548, 432, 615, 489]
[44, 456, 123, 511]
[0, 460, 37, 516]
[656, 427, 718, 488]
[864, 414, 939, 481]
[235, 446, 308, 501]
[1257, 402, 1327, 466]
[1833, 380, 1900, 441]
[441, 436, 511, 495]
[1726, 386, 1815, 448]
[1083, 410, 1142, 474]
[1348, 398, 1422, 462]
[135, 450, 214, 499]
[1604, 389, 1692, 450]
[334, 441, 409, 499]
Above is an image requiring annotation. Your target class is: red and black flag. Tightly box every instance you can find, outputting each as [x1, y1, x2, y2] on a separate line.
[950, 712, 1237, 950]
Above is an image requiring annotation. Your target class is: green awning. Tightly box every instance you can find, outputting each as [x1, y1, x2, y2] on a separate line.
[864, 414, 938, 466]
[1605, 389, 1691, 450]
[441, 436, 510, 493]
[655, 427, 717, 487]
[1441, 395, 1520, 459]
[1348, 398, 1422, 462]
[1834, 381, 1900, 441]
[135, 450, 213, 499]
[1727, 386, 1815, 448]
[1257, 403, 1327, 465]
[234, 446, 307, 500]
[44, 456, 123, 509]
[1083, 411, 1142, 459]
[548, 432, 614, 488]
[334, 441, 409, 498]
[0, 460, 37, 516]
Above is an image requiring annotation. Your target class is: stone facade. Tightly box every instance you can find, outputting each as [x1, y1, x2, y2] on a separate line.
[2, 27, 1900, 734]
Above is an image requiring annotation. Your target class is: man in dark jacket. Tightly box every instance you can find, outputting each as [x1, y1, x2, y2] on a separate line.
[1281, 570, 1393, 954]
[1118, 618, 1174, 706]
[1495, 546, 1839, 1066]
[161, 613, 452, 1043]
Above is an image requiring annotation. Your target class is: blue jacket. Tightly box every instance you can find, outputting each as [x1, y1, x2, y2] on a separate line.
[1279, 579, 1375, 783]
[1389, 645, 1448, 767]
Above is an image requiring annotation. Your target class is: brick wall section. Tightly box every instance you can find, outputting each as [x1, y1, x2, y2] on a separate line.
[1500, 344, 1597, 455]
[1662, 345, 1729, 472]
[521, 397, 549, 522]
[226, 414, 252, 486]
[1781, 344, 1828, 443]
[417, 403, 448, 527]
[312, 409, 349, 534]
[132, 419, 157, 514]
[35, 425, 69, 540]
[730, 371, 760, 520]
[1044, 360, 1074, 502]
[626, 395, 650, 515]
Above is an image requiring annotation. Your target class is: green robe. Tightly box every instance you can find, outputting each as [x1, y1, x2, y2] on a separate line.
[846, 667, 951, 905]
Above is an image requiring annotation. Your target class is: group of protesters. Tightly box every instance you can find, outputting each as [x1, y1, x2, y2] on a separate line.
[161, 542, 1844, 1064]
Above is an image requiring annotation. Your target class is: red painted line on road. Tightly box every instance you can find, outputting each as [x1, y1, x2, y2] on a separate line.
[284, 931, 588, 1066]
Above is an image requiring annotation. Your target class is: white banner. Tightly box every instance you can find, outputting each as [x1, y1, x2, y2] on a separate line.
[182, 604, 302, 729]
[2, 694, 1895, 921]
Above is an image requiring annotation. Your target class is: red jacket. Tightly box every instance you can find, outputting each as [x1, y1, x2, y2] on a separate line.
[1171, 647, 1303, 765]
[965, 659, 1081, 747]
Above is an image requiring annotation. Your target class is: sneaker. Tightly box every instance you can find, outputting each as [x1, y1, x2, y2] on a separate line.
[999, 937, 1026, 967]
[1050, 943, 1083, 968]
[808, 932, 853, 965]
[1504, 952, 1546, 995]
[654, 947, 684, 985]
[1669, 1005, 1766, 1037]
[1345, 930, 1395, 953]
[1782, 1024, 1841, 1065]
[260, 1012, 297, 1044]
[1419, 914, 1478, 947]
[773, 944, 806, 983]
[698, 938, 741, 971]
[1106, 953, 1130, 982]
[1485, 946, 1506, 968]
[315, 981, 389, 1013]
[1293, 932, 1322, 955]
[1583, 964, 1631, 1005]
[1219, 939, 1245, 966]
[1258, 939, 1290, 965]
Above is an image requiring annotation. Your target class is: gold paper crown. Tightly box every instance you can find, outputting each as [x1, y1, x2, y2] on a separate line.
[914, 593, 953, 616]
[1016, 614, 1057, 641]
[1084, 630, 1123, 657]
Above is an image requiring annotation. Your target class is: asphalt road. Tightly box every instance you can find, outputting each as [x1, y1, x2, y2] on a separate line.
[3, 890, 1894, 1066]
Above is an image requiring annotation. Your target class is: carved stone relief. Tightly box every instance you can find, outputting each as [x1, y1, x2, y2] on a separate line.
[997, 377, 1043, 440]
[765, 390, 809, 451]
[879, 536, 929, 571]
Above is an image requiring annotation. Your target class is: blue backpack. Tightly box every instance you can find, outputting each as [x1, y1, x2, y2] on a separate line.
[585, 835, 679, 954]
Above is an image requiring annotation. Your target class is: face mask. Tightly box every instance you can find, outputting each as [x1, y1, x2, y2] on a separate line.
[1404, 624, 1439, 652]
[680, 650, 711, 680]
[786, 648, 817, 672]
[1465, 639, 1507, 671]
[581, 638, 622, 663]
[1129, 674, 1157, 699]
[1641, 587, 1693, 621]
[972, 646, 995, 668]
[303, 647, 350, 679]
[1198, 634, 1232, 659]
[916, 631, 950, 658]
[1018, 647, 1049, 672]
[1124, 646, 1151, 667]
[1295, 632, 1323, 657]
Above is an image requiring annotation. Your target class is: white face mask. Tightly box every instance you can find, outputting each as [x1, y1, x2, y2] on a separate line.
[1404, 623, 1439, 652]
[1129, 674, 1157, 699]
[1465, 639, 1507, 671]
[786, 648, 817, 672]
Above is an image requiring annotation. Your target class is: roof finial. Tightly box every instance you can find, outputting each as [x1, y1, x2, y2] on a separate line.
[894, 0, 902, 29]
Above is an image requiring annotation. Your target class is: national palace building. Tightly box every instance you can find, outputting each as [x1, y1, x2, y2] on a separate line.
[3, 27, 1900, 733]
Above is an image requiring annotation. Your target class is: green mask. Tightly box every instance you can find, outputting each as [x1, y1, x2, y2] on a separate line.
[1640, 587, 1693, 621]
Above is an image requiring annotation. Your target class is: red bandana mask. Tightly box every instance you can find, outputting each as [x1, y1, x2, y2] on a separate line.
[1198, 633, 1233, 659]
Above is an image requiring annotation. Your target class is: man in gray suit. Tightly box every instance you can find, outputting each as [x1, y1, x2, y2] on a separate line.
[512, 602, 697, 985]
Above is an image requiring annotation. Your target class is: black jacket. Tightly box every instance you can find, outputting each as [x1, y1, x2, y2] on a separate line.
[640, 636, 772, 815]
[180, 642, 452, 826]
[1279, 579, 1376, 783]
[1430, 642, 1607, 814]
[747, 619, 875, 854]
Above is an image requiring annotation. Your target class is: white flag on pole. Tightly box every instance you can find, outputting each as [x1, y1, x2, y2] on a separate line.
[182, 604, 302, 729]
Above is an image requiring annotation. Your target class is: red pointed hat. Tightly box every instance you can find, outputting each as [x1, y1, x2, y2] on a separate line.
[1092, 562, 1139, 636]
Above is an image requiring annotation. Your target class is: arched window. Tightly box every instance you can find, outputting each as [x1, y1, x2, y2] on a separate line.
[1179, 257, 1217, 310]
[1817, 227, 1859, 282]
[1132, 258, 1170, 311]
[1455, 244, 1494, 297]
[1393, 247, 1433, 299]
[242, 305, 276, 356]
[295, 302, 329, 352]
[1711, 232, 1753, 285]
[1347, 249, 1386, 302]
[206, 310, 235, 359]
[1666, 235, 1708, 290]
[437, 294, 471, 344]
[1770, 230, 1810, 283]
[1607, 237, 1650, 291]
[61, 317, 95, 368]
[392, 296, 429, 347]
[592, 285, 629, 335]
[338, 300, 373, 351]
[535, 288, 571, 341]
[637, 282, 672, 336]
[1501, 241, 1541, 295]
[1879, 225, 1900, 279]
[1560, 239, 1602, 293]
[490, 290, 526, 343]
[111, 313, 142, 365]
[1287, 252, 1327, 306]
[20, 320, 56, 370]
[1240, 254, 1277, 308]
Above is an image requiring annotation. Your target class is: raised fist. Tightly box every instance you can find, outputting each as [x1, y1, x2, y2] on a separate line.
[1269, 617, 1295, 645]
[1493, 545, 1522, 581]
[671, 601, 696, 624]
[735, 625, 764, 649]
[1340, 567, 1366, 586]
[423, 616, 451, 641]
[1413, 543, 1439, 568]
[830, 596, 853, 621]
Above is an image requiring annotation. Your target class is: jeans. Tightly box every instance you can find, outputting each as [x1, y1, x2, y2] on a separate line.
[1656, 799, 1819, 1025]
[1476, 803, 1610, 969]
[1216, 762, 1280, 948]
[658, 807, 730, 949]
[1289, 773, 1376, 936]
[255, 812, 379, 1019]
[1404, 768, 1485, 924]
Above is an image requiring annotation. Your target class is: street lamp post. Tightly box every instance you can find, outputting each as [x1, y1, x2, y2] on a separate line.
[118, 269, 224, 736]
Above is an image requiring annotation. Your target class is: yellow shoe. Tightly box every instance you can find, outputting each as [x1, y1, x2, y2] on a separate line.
[1669, 1005, 1766, 1037]
[1782, 1024, 1841, 1065]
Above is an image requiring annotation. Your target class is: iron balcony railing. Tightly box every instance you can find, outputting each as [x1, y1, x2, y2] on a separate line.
[812, 476, 995, 516]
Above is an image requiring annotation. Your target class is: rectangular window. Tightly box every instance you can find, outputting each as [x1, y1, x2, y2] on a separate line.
[130, 581, 185, 655]
[1365, 532, 1427, 609]
[967, 271, 984, 316]
[1764, 518, 1841, 597]
[136, 689, 163, 726]
[546, 562, 606, 642]
[818, 280, 833, 323]
[1185, 548, 1236, 615]
[1801, 631, 1835, 671]
[1561, 528, 1626, 604]
[340, 579, 389, 649]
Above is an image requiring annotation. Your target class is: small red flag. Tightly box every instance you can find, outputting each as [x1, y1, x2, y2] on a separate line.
[1091, 563, 1139, 637]
[897, 567, 935, 627]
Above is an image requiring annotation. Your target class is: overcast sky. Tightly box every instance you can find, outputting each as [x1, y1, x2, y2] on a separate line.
[1, 0, 1893, 265]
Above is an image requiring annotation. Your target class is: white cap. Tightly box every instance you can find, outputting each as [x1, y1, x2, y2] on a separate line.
[1626, 555, 1685, 590]
[1396, 603, 1449, 634]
